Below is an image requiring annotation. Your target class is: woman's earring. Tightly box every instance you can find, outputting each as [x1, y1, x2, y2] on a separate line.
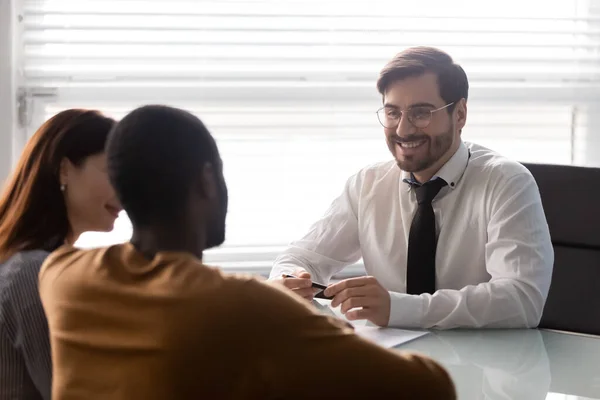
[60, 184, 66, 192]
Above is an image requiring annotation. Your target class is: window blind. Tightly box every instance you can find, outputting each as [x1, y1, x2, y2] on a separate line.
[20, 0, 599, 271]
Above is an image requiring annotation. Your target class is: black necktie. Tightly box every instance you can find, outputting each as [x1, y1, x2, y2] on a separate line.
[406, 178, 447, 295]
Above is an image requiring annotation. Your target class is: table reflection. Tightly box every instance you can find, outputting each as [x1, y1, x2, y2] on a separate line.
[399, 329, 550, 400]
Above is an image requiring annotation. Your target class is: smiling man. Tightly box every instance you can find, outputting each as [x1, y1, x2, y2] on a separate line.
[270, 47, 554, 329]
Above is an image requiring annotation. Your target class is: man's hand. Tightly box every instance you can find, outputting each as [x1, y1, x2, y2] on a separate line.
[325, 276, 391, 327]
[273, 269, 317, 301]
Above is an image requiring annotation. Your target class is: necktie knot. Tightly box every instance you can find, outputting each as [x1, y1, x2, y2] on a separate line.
[414, 179, 447, 205]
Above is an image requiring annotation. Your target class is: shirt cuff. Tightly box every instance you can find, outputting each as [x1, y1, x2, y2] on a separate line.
[268, 264, 297, 280]
[388, 291, 425, 328]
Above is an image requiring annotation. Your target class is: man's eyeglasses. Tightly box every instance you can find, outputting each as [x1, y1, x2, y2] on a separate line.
[376, 102, 454, 129]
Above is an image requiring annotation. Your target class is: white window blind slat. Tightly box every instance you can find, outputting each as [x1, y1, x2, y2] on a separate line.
[21, 0, 584, 16]
[20, 0, 599, 269]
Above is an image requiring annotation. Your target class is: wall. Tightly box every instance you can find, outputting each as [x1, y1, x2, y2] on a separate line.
[0, 0, 25, 186]
[580, 106, 600, 168]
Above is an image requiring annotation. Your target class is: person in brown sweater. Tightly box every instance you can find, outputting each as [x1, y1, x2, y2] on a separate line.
[39, 105, 455, 400]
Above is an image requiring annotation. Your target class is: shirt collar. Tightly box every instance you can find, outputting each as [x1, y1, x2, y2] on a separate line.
[401, 141, 470, 190]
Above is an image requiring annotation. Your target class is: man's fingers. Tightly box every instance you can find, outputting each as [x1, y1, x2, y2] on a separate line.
[345, 308, 372, 322]
[330, 287, 366, 308]
[340, 296, 377, 314]
[281, 277, 312, 290]
[324, 276, 375, 298]
[347, 307, 389, 327]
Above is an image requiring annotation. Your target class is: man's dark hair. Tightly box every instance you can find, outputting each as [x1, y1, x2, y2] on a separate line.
[376, 46, 469, 111]
[106, 105, 220, 227]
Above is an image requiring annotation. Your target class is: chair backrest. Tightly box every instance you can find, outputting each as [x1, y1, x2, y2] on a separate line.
[522, 163, 600, 335]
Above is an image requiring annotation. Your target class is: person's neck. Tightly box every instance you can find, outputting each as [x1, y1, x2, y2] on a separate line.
[66, 213, 86, 246]
[65, 227, 82, 246]
[130, 224, 206, 261]
[412, 140, 460, 183]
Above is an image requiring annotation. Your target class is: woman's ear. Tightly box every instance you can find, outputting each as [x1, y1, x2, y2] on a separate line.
[59, 157, 73, 187]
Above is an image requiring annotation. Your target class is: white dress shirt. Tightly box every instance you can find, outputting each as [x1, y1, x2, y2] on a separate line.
[270, 141, 554, 329]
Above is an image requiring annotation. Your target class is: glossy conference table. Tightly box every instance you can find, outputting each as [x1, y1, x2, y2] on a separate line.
[315, 302, 600, 400]
[400, 329, 600, 400]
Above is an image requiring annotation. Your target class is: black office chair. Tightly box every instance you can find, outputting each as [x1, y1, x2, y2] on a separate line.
[522, 163, 600, 336]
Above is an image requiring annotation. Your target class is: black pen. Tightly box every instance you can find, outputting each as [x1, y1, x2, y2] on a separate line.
[282, 274, 328, 291]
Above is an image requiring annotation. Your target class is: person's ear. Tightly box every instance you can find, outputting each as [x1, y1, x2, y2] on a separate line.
[59, 157, 74, 188]
[199, 162, 218, 200]
[455, 98, 467, 134]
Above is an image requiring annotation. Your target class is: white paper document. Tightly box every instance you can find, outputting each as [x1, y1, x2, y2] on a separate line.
[355, 326, 428, 348]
